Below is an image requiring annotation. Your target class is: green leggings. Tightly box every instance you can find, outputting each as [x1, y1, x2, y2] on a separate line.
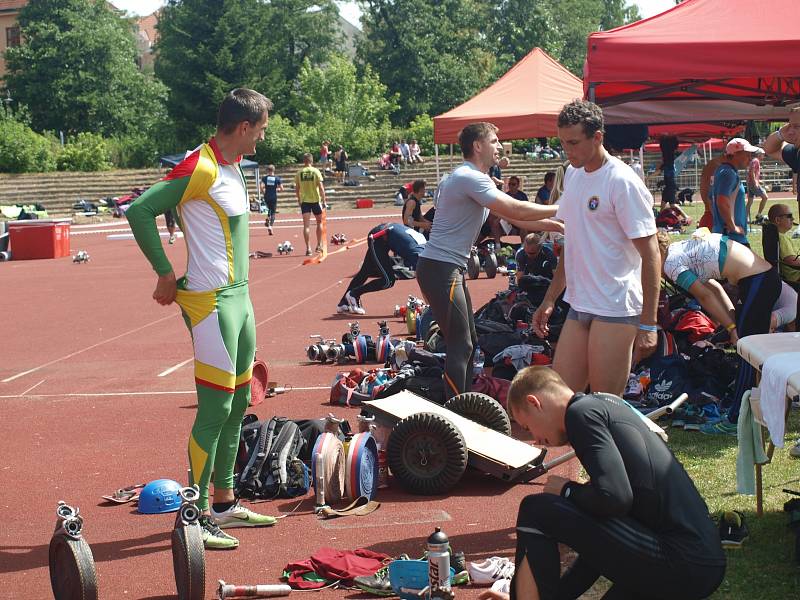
[176, 280, 255, 510]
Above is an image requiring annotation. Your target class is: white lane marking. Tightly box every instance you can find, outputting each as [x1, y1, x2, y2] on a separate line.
[158, 357, 193, 377]
[1, 313, 175, 383]
[72, 213, 397, 235]
[0, 385, 330, 400]
[158, 279, 344, 377]
[20, 378, 46, 396]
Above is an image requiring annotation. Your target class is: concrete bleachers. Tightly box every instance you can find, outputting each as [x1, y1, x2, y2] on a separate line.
[0, 152, 793, 219]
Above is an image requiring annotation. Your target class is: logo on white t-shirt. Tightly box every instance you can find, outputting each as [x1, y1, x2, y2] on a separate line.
[588, 196, 600, 211]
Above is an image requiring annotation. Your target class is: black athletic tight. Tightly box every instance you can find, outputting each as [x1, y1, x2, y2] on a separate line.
[512, 494, 725, 600]
[416, 256, 476, 400]
[728, 267, 781, 423]
[340, 234, 395, 303]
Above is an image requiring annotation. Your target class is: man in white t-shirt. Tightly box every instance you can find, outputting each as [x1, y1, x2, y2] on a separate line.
[532, 100, 660, 396]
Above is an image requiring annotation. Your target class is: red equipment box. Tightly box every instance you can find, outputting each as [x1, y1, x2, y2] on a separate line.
[8, 220, 71, 260]
[355, 198, 374, 209]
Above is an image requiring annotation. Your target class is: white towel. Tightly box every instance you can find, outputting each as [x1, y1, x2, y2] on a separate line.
[760, 352, 800, 448]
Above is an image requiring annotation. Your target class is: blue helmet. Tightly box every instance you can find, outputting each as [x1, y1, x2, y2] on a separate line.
[138, 479, 182, 514]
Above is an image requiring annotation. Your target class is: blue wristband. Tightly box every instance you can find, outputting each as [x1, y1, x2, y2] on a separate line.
[638, 324, 658, 332]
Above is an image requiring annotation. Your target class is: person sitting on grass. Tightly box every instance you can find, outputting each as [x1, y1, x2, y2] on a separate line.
[658, 228, 781, 435]
[479, 366, 725, 600]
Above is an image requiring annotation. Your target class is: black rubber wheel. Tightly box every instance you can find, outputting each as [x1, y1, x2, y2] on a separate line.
[484, 253, 498, 279]
[445, 392, 512, 436]
[49, 534, 98, 600]
[172, 523, 205, 600]
[466, 253, 480, 280]
[387, 412, 467, 495]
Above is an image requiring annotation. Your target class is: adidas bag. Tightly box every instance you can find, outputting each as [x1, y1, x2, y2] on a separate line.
[645, 355, 692, 407]
[235, 416, 309, 499]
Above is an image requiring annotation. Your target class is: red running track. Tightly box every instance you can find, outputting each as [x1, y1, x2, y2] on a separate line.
[0, 207, 577, 599]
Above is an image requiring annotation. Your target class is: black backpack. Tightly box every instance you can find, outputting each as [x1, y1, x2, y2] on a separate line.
[235, 416, 309, 499]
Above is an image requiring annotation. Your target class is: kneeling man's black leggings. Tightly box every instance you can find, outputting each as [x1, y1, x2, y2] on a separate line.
[416, 257, 476, 401]
[512, 494, 725, 600]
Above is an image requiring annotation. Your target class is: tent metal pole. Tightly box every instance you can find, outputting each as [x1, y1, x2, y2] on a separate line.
[435, 143, 440, 183]
[639, 146, 644, 183]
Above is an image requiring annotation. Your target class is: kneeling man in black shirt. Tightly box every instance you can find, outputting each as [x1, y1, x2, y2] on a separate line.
[497, 366, 725, 600]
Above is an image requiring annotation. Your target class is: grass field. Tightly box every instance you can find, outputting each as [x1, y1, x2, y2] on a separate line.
[635, 197, 800, 598]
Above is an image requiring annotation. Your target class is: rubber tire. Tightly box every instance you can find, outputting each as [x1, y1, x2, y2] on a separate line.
[49, 534, 99, 600]
[466, 253, 480, 280]
[387, 412, 467, 495]
[172, 523, 205, 600]
[444, 392, 512, 436]
[484, 253, 498, 279]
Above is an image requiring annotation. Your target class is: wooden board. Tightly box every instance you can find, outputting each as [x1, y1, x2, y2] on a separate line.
[363, 391, 543, 470]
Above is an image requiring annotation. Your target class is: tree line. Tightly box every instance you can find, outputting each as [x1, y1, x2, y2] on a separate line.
[0, 0, 639, 172]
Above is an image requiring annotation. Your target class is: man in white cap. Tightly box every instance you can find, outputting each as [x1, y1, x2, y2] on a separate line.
[711, 137, 762, 247]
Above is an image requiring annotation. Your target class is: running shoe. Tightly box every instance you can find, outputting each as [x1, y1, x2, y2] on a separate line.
[305, 248, 312, 256]
[718, 510, 749, 548]
[467, 556, 515, 584]
[491, 579, 511, 595]
[199, 516, 239, 550]
[699, 421, 737, 436]
[168, 234, 176, 245]
[210, 501, 277, 529]
[346, 291, 366, 315]
[336, 303, 351, 314]
[353, 564, 394, 596]
[267, 225, 273, 235]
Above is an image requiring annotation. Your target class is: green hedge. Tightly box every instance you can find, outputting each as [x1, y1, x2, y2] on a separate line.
[0, 118, 57, 172]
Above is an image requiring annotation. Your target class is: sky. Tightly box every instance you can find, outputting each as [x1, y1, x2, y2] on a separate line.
[111, 0, 679, 27]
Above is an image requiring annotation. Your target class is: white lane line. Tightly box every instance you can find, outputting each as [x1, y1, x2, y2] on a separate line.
[158, 358, 193, 377]
[158, 279, 345, 377]
[73, 213, 397, 235]
[254, 278, 343, 327]
[20, 378, 46, 396]
[1, 313, 175, 383]
[0, 385, 330, 400]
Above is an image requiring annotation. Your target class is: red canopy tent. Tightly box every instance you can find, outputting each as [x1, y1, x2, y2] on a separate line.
[585, 0, 800, 124]
[433, 48, 583, 143]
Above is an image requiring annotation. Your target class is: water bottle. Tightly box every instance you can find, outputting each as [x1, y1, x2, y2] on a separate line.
[427, 527, 451, 598]
[473, 346, 484, 378]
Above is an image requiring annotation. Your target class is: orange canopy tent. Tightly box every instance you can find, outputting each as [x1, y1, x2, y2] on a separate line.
[433, 48, 583, 144]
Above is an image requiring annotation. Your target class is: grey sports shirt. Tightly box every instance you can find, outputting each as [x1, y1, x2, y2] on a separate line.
[420, 162, 498, 268]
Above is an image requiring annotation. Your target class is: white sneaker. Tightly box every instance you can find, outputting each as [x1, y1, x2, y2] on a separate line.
[491, 579, 511, 595]
[468, 556, 515, 584]
[346, 292, 366, 315]
[337, 303, 351, 314]
[210, 501, 277, 529]
[168, 234, 176, 245]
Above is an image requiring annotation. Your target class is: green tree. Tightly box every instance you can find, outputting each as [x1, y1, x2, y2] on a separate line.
[358, 0, 496, 125]
[550, 0, 640, 75]
[4, 0, 168, 137]
[293, 54, 398, 158]
[155, 0, 338, 147]
[491, 0, 563, 74]
[0, 115, 57, 173]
